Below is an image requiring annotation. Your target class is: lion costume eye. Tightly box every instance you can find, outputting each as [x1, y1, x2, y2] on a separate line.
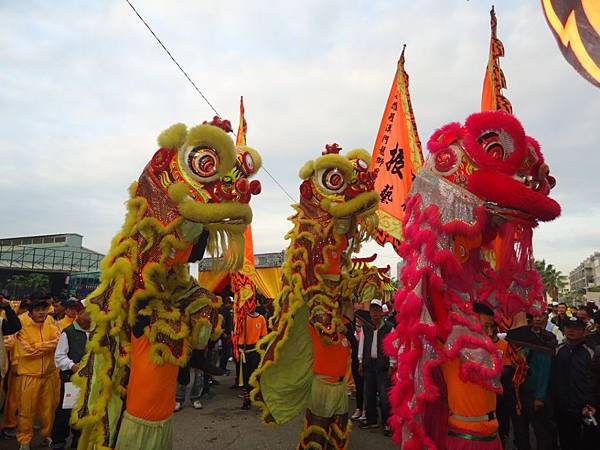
[477, 130, 515, 161]
[186, 146, 220, 181]
[242, 152, 256, 175]
[317, 168, 346, 194]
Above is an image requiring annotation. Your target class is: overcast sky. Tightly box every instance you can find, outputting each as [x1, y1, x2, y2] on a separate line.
[1, 0, 598, 278]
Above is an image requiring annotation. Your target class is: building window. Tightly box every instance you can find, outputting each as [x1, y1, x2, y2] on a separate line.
[54, 237, 66, 243]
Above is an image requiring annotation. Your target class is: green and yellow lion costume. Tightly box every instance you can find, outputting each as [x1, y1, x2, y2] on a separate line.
[72, 117, 262, 450]
[250, 144, 379, 450]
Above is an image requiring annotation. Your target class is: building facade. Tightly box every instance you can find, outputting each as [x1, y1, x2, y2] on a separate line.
[569, 251, 600, 292]
[0, 233, 104, 297]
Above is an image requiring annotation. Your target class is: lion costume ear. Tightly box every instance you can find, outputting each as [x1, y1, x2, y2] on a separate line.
[299, 160, 315, 179]
[157, 123, 188, 149]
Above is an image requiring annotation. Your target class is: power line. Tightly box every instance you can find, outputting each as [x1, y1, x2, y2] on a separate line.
[123, 0, 297, 203]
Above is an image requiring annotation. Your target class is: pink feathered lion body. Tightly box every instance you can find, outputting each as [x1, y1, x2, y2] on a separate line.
[386, 111, 560, 448]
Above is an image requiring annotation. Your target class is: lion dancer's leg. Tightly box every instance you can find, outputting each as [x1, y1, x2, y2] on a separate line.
[297, 410, 351, 450]
[297, 326, 351, 449]
[115, 334, 179, 450]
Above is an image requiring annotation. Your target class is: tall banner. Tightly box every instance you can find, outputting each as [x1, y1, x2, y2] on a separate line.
[481, 8, 528, 407]
[370, 47, 424, 255]
[482, 6, 513, 113]
[542, 0, 600, 87]
[231, 96, 258, 361]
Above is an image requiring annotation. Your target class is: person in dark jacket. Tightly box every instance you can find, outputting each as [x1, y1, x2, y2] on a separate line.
[345, 315, 364, 421]
[218, 296, 233, 372]
[358, 299, 394, 435]
[513, 314, 556, 450]
[550, 316, 599, 450]
[51, 307, 91, 449]
[0, 295, 21, 337]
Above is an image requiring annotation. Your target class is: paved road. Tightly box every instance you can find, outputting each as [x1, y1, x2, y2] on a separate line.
[1, 370, 397, 449]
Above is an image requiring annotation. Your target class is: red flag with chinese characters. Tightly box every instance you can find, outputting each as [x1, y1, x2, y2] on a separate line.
[370, 47, 424, 255]
[482, 6, 513, 112]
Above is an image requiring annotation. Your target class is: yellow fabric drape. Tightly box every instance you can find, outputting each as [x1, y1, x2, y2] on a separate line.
[197, 267, 283, 299]
[252, 268, 282, 299]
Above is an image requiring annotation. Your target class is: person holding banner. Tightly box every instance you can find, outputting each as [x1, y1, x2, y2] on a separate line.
[51, 308, 91, 449]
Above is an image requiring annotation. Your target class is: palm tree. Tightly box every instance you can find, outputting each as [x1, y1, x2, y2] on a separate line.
[5, 274, 29, 298]
[26, 273, 50, 292]
[535, 259, 567, 301]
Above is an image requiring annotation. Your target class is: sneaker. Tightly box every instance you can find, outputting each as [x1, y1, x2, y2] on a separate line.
[40, 437, 52, 447]
[1, 428, 16, 439]
[192, 400, 203, 410]
[359, 422, 379, 430]
[174, 401, 183, 412]
[351, 409, 362, 420]
[383, 425, 392, 437]
[359, 411, 366, 421]
[240, 399, 251, 410]
[19, 444, 31, 450]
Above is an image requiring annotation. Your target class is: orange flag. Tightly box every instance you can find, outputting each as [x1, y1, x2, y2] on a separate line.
[236, 96, 248, 146]
[370, 46, 424, 255]
[232, 96, 258, 362]
[235, 96, 256, 272]
[482, 6, 513, 112]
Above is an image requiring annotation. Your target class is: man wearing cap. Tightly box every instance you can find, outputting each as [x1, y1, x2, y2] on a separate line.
[548, 302, 559, 321]
[14, 293, 60, 450]
[550, 316, 598, 450]
[358, 299, 394, 435]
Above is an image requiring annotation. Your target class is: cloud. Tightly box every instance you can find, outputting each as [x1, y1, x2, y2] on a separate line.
[1, 0, 598, 278]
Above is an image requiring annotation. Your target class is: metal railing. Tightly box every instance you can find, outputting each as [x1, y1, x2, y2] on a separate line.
[0, 245, 103, 273]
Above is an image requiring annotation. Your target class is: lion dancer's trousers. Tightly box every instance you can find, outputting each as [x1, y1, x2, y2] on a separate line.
[297, 376, 351, 450]
[115, 335, 179, 450]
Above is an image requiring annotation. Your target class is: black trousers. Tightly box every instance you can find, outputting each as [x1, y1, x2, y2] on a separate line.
[513, 388, 555, 450]
[241, 346, 260, 389]
[219, 337, 232, 371]
[557, 410, 597, 450]
[496, 366, 515, 446]
[363, 361, 390, 426]
[51, 381, 80, 449]
[350, 352, 364, 410]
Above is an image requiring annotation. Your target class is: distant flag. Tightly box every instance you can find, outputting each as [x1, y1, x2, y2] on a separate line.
[232, 96, 258, 362]
[482, 6, 513, 113]
[236, 96, 248, 146]
[370, 46, 424, 255]
[541, 0, 600, 87]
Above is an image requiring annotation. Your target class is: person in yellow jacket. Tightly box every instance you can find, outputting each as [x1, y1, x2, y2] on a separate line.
[14, 294, 60, 450]
[1, 297, 22, 439]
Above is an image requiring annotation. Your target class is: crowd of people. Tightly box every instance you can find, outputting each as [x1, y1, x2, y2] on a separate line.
[1, 291, 600, 449]
[0, 293, 89, 450]
[494, 302, 600, 449]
